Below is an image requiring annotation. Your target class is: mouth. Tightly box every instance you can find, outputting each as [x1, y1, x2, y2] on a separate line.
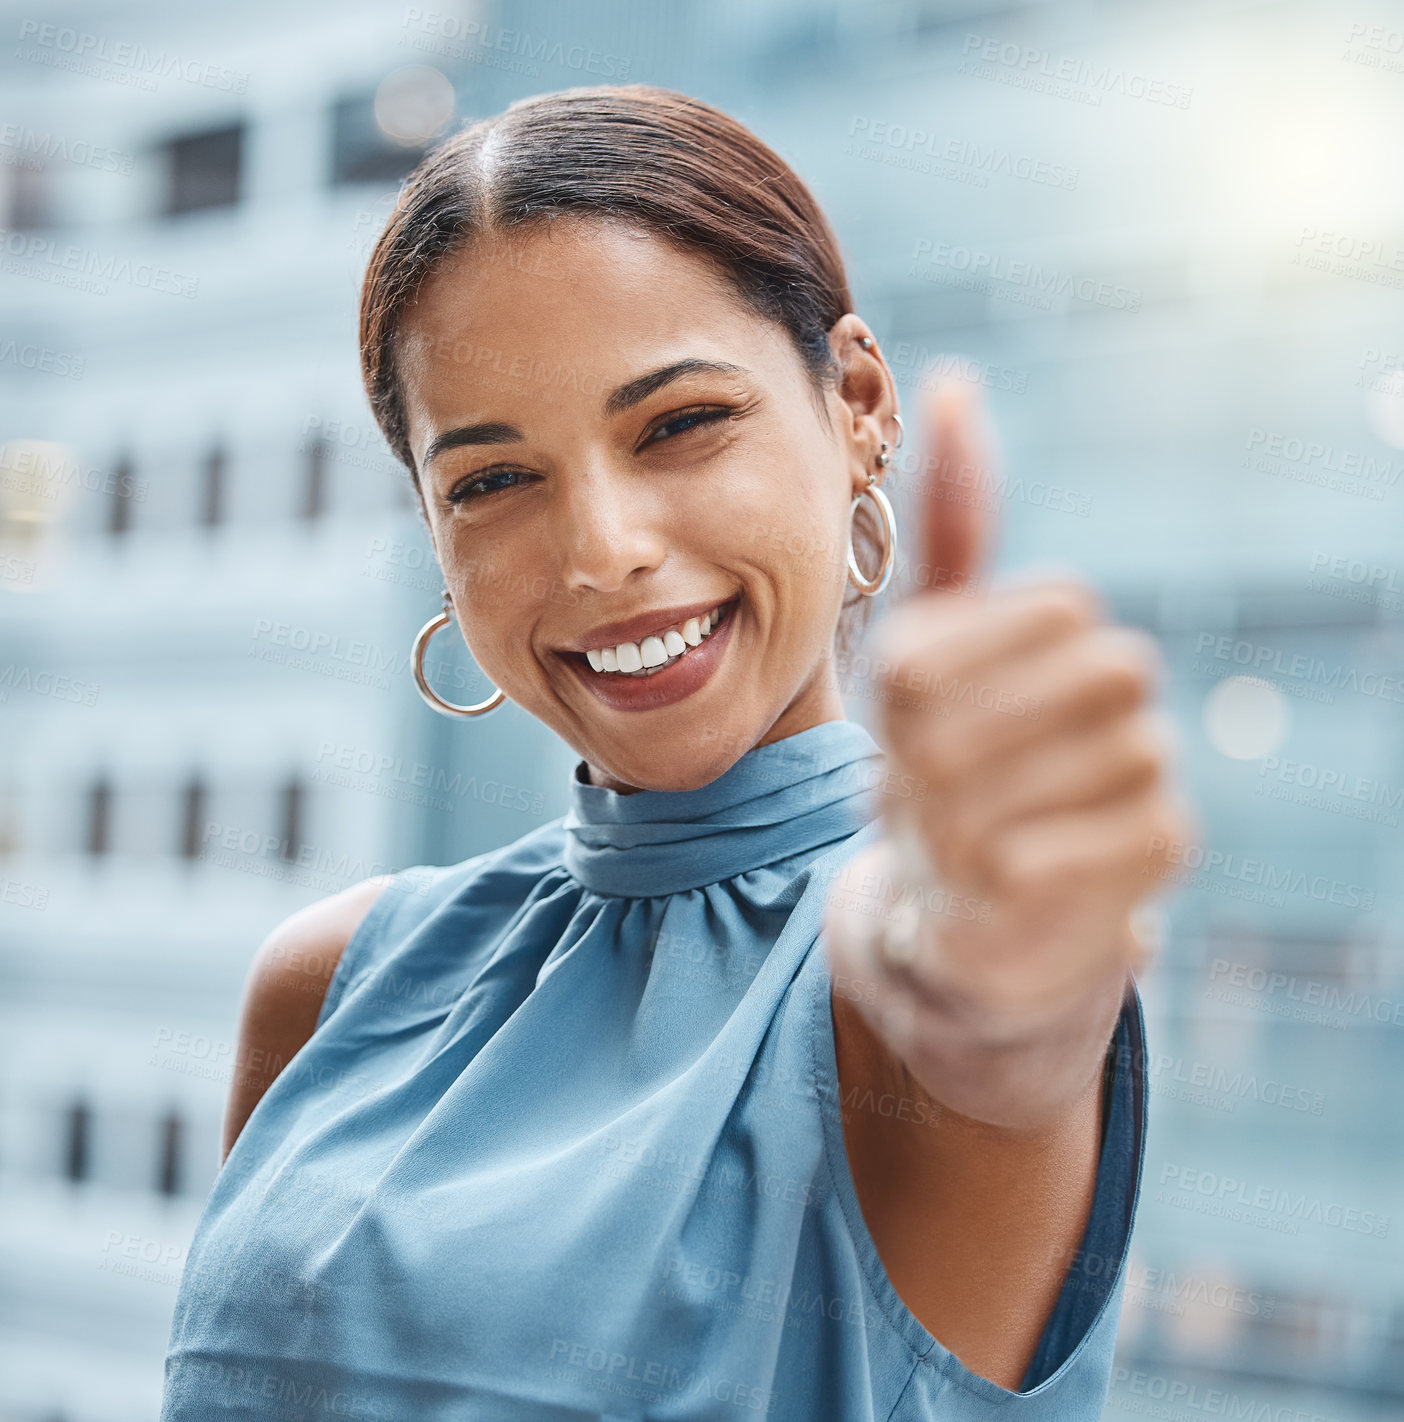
[557, 596, 741, 712]
[574, 598, 735, 677]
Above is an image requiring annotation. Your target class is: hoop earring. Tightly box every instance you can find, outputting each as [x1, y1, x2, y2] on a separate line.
[846, 466, 898, 598]
[411, 592, 506, 718]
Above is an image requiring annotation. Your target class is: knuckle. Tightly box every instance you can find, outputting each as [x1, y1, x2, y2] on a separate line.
[1121, 716, 1168, 784]
[991, 840, 1059, 898]
[1090, 631, 1157, 702]
[1040, 582, 1101, 638]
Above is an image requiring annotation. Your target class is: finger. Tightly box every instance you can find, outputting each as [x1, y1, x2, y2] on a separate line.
[866, 579, 1100, 706]
[890, 624, 1161, 785]
[980, 780, 1194, 910]
[922, 709, 1174, 888]
[913, 376, 1000, 596]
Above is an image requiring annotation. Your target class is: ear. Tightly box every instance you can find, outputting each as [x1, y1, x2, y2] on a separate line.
[828, 315, 900, 496]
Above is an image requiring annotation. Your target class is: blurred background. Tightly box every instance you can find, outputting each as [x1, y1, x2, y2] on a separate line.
[1, 0, 1402, 1416]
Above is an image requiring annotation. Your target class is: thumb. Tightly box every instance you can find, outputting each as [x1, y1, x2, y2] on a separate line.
[910, 375, 1000, 597]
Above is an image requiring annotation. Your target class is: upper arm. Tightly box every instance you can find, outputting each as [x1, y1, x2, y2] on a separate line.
[221, 874, 392, 1163]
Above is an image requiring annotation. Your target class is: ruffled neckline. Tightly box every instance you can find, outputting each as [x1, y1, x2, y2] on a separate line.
[561, 718, 885, 896]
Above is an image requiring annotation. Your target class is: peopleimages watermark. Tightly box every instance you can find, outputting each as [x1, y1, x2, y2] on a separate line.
[399, 8, 633, 81]
[658, 1252, 890, 1334]
[845, 117, 1078, 190]
[1144, 838, 1374, 911]
[248, 618, 407, 691]
[1108, 1366, 1338, 1422]
[0, 228, 199, 299]
[1155, 1162, 1388, 1238]
[1358, 344, 1404, 384]
[0, 337, 85, 379]
[1, 443, 148, 504]
[299, 415, 400, 478]
[888, 341, 1030, 396]
[1342, 21, 1404, 76]
[1255, 753, 1401, 830]
[0, 122, 134, 175]
[360, 541, 584, 610]
[545, 1336, 776, 1414]
[14, 19, 250, 93]
[1291, 226, 1404, 289]
[1136, 1048, 1326, 1116]
[313, 740, 546, 818]
[0, 877, 49, 911]
[958, 33, 1193, 109]
[1242, 428, 1400, 502]
[1192, 631, 1404, 708]
[172, 1360, 394, 1419]
[0, 663, 100, 707]
[910, 237, 1143, 314]
[1306, 550, 1404, 613]
[0, 554, 35, 586]
[896, 448, 1095, 518]
[1119, 1263, 1276, 1320]
[99, 1230, 188, 1289]
[1204, 958, 1404, 1030]
[198, 820, 427, 901]
[594, 1133, 828, 1214]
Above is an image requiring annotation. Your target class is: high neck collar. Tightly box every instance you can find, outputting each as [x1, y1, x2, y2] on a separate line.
[562, 719, 885, 897]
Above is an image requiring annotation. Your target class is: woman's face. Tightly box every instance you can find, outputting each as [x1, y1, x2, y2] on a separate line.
[397, 216, 894, 793]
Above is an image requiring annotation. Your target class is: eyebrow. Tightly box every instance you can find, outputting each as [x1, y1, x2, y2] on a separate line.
[422, 357, 751, 468]
[603, 357, 749, 418]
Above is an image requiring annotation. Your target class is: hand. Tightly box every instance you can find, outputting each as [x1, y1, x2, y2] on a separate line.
[823, 377, 1196, 1122]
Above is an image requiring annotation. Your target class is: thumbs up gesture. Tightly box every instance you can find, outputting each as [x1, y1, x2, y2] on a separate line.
[823, 373, 1194, 1130]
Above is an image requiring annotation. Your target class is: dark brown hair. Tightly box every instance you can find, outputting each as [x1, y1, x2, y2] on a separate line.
[358, 82, 886, 653]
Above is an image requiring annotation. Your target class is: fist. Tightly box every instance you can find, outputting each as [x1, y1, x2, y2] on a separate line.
[824, 377, 1195, 1070]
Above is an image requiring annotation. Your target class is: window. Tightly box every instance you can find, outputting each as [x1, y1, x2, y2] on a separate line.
[4, 161, 46, 229]
[108, 455, 135, 536]
[156, 1107, 184, 1196]
[330, 92, 428, 186]
[200, 443, 227, 527]
[161, 123, 243, 216]
[86, 776, 112, 856]
[302, 438, 328, 520]
[278, 776, 306, 863]
[178, 775, 207, 859]
[63, 1098, 91, 1183]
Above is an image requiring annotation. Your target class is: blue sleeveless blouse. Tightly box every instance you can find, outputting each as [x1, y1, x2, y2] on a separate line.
[161, 718, 1147, 1420]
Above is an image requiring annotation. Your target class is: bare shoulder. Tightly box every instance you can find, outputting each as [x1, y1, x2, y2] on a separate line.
[221, 874, 393, 1161]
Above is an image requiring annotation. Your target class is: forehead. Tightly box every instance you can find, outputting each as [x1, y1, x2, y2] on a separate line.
[396, 217, 786, 413]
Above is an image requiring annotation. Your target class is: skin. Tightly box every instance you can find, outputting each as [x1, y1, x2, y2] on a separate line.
[225, 214, 1193, 1390]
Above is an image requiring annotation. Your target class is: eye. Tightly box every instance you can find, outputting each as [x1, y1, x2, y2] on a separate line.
[641, 405, 735, 447]
[446, 467, 529, 504]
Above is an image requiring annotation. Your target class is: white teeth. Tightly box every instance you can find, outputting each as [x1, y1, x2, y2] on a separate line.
[581, 601, 732, 676]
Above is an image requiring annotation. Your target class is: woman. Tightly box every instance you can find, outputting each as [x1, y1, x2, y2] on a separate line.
[161, 84, 1189, 1419]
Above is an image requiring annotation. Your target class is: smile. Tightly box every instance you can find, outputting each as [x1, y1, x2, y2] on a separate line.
[558, 597, 741, 713]
[584, 601, 732, 677]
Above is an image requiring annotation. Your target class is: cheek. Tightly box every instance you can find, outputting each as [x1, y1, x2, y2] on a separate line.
[715, 443, 849, 588]
[435, 542, 518, 655]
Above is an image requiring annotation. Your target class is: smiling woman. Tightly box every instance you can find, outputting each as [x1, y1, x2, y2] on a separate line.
[159, 84, 1182, 1421]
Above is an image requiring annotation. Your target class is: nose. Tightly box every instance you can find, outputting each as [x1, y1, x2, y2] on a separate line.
[552, 457, 668, 595]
